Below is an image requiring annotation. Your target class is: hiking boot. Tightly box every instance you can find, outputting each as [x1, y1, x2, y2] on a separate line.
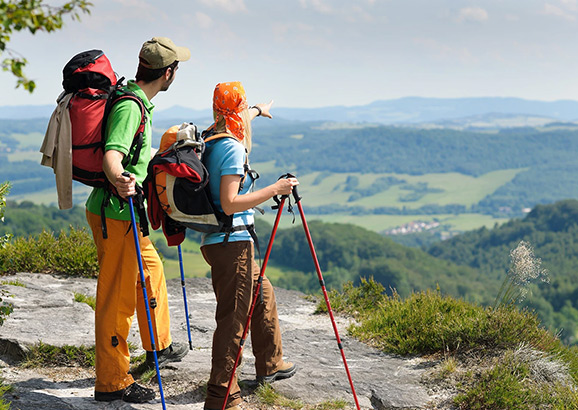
[94, 382, 155, 403]
[204, 406, 241, 410]
[257, 361, 297, 384]
[146, 342, 189, 369]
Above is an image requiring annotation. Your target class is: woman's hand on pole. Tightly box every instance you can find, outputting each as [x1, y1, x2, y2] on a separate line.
[219, 175, 298, 215]
[273, 177, 299, 196]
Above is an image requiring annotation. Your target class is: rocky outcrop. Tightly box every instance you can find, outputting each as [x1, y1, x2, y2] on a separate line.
[0, 273, 437, 409]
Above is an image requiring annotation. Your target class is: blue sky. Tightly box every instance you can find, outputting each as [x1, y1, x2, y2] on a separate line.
[1, 0, 578, 110]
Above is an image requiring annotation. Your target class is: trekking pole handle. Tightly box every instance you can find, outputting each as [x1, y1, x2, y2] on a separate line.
[272, 173, 301, 206]
[291, 183, 302, 203]
[120, 171, 135, 198]
[285, 172, 302, 203]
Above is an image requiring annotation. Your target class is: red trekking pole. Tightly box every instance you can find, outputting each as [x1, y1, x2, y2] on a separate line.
[291, 182, 362, 410]
[221, 196, 287, 410]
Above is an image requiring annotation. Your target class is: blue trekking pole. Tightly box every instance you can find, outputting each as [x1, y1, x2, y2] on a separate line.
[125, 174, 167, 410]
[177, 244, 193, 350]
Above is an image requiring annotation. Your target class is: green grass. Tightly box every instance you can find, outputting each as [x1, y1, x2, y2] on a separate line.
[255, 383, 347, 409]
[358, 169, 522, 208]
[324, 279, 561, 356]
[22, 341, 95, 368]
[0, 378, 13, 410]
[321, 278, 578, 409]
[289, 169, 523, 209]
[0, 228, 98, 277]
[73, 292, 96, 310]
[453, 351, 578, 409]
[0, 279, 25, 287]
[147, 232, 209, 280]
[163, 254, 210, 280]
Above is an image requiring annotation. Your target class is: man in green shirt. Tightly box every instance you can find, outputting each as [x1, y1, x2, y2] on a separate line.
[85, 37, 190, 404]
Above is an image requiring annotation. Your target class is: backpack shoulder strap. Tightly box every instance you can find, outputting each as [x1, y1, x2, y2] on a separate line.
[203, 132, 233, 143]
[203, 131, 255, 190]
[102, 87, 148, 167]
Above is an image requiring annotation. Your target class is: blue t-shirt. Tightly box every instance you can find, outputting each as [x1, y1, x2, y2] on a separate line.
[201, 137, 255, 246]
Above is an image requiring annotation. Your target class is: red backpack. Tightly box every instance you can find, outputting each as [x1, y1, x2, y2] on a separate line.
[61, 49, 147, 187]
[43, 49, 149, 238]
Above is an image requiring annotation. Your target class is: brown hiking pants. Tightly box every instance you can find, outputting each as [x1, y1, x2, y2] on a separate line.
[87, 210, 172, 393]
[201, 241, 284, 409]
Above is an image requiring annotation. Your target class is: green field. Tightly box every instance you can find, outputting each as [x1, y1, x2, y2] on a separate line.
[256, 211, 509, 234]
[292, 168, 524, 209]
[147, 231, 209, 280]
[9, 164, 515, 235]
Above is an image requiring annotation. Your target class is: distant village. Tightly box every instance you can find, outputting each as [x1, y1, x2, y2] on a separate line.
[385, 220, 441, 235]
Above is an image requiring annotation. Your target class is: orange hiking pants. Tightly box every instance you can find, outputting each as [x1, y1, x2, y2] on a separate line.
[201, 241, 284, 409]
[87, 210, 172, 393]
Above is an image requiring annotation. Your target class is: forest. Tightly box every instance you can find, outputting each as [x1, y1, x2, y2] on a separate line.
[2, 198, 577, 345]
[3, 118, 578, 217]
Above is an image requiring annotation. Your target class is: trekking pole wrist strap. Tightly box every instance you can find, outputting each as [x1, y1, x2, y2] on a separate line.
[272, 173, 301, 209]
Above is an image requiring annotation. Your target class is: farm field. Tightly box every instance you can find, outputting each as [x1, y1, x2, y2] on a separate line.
[256, 211, 509, 234]
[9, 165, 513, 234]
[292, 168, 523, 209]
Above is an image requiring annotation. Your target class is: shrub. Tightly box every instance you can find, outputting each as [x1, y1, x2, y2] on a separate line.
[454, 350, 578, 410]
[0, 227, 98, 277]
[324, 278, 559, 356]
[322, 278, 578, 409]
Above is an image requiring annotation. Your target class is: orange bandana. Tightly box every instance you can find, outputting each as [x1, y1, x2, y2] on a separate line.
[212, 82, 248, 141]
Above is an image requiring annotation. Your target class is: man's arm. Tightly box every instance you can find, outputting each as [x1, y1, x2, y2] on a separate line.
[103, 150, 136, 198]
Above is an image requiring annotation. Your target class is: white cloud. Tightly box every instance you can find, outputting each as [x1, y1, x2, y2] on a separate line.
[543, 3, 576, 20]
[349, 5, 375, 23]
[299, 0, 333, 14]
[457, 7, 489, 23]
[560, 0, 578, 11]
[198, 0, 247, 13]
[195, 12, 213, 30]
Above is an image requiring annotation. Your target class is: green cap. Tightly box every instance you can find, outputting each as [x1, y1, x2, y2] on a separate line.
[139, 37, 191, 69]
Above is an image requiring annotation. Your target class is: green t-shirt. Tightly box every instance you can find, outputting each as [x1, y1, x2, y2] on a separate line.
[85, 81, 154, 221]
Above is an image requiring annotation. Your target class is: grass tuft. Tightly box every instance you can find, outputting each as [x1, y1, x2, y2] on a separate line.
[73, 292, 96, 310]
[0, 377, 13, 410]
[0, 279, 25, 287]
[22, 341, 95, 368]
[255, 383, 304, 409]
[255, 383, 347, 410]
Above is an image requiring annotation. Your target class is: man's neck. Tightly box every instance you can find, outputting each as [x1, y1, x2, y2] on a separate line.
[135, 80, 160, 102]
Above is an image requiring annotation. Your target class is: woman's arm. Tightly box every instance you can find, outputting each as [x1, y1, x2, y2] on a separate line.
[249, 100, 274, 120]
[220, 174, 298, 216]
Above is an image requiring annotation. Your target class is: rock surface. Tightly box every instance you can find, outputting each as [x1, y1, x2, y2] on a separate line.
[0, 273, 439, 409]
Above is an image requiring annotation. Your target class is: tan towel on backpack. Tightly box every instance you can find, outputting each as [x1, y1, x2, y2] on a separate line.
[40, 92, 73, 210]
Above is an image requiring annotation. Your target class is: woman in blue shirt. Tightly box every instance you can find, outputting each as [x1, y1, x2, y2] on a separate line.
[201, 82, 299, 410]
